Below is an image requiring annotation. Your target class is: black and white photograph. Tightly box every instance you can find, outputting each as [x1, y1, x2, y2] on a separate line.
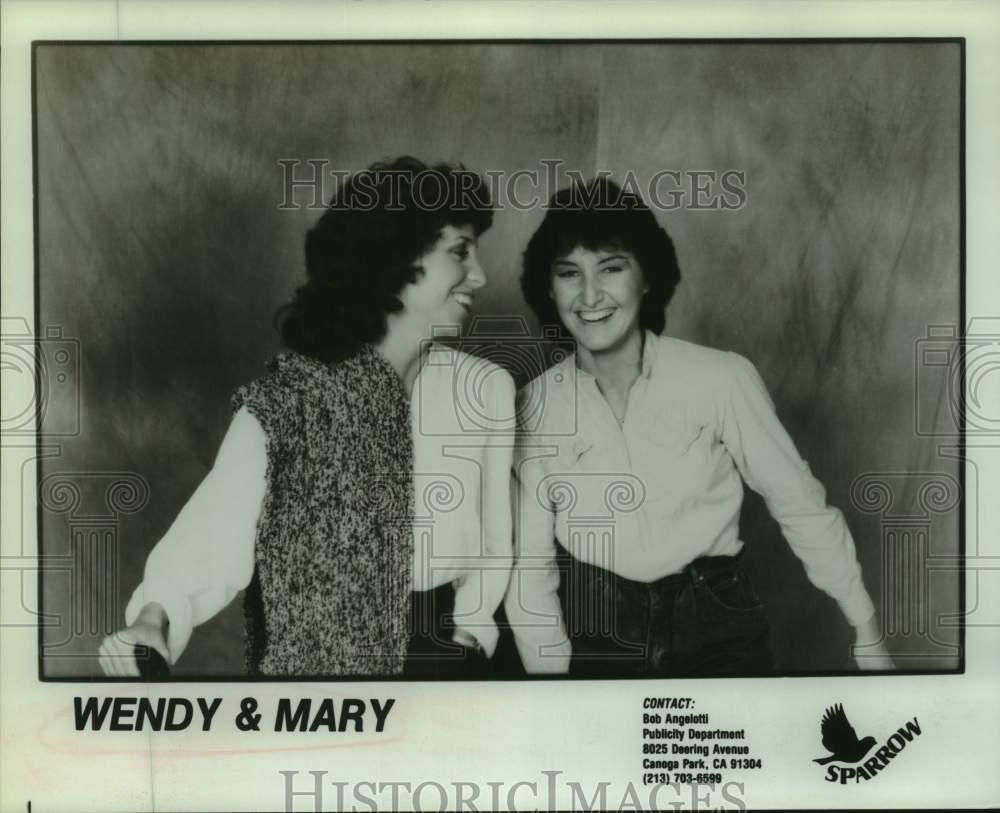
[2, 1, 998, 811]
[31, 39, 960, 681]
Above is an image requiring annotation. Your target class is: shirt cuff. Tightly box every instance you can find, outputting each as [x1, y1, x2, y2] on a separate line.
[453, 619, 500, 658]
[518, 637, 572, 674]
[124, 582, 193, 665]
[451, 583, 502, 657]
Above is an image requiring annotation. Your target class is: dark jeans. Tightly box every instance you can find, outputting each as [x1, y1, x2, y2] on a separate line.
[558, 549, 773, 677]
[403, 582, 492, 679]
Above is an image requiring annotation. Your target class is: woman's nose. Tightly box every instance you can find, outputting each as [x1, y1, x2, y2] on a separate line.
[466, 256, 486, 289]
[581, 275, 602, 306]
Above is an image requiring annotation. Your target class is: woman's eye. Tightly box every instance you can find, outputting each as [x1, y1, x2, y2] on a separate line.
[555, 269, 579, 279]
[603, 265, 624, 273]
[451, 248, 469, 261]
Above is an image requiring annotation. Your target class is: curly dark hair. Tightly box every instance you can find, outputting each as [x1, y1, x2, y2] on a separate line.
[278, 156, 493, 362]
[521, 176, 680, 335]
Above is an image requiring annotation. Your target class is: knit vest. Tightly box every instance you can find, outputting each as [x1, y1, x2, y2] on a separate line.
[231, 346, 414, 676]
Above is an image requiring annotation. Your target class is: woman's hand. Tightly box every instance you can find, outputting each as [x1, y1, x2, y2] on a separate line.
[452, 628, 483, 654]
[98, 602, 170, 677]
[852, 613, 894, 671]
[452, 628, 492, 678]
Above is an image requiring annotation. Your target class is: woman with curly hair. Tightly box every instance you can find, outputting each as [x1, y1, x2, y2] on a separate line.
[99, 157, 514, 678]
[505, 177, 893, 676]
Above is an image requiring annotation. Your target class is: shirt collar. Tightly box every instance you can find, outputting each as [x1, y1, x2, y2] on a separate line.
[571, 330, 656, 381]
[639, 329, 656, 379]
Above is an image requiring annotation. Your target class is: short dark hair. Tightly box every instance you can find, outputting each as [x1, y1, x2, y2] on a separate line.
[278, 156, 493, 362]
[521, 177, 680, 335]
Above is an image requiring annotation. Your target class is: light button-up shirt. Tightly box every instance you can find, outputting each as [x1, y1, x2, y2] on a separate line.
[506, 332, 876, 673]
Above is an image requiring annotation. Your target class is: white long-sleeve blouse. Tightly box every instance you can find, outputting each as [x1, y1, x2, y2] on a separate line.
[125, 344, 516, 663]
[505, 332, 877, 673]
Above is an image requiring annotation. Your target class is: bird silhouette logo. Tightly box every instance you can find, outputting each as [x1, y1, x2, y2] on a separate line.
[813, 704, 877, 764]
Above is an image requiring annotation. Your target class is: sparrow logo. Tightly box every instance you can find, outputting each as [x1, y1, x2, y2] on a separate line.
[814, 704, 922, 784]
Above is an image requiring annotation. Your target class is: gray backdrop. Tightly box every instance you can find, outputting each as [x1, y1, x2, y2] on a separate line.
[35, 42, 961, 677]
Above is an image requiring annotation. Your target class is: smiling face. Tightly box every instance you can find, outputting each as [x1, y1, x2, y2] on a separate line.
[398, 223, 486, 332]
[549, 245, 648, 354]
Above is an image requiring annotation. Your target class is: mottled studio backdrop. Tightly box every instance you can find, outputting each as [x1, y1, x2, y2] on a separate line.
[34, 43, 961, 677]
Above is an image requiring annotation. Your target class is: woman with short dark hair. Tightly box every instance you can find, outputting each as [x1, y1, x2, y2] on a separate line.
[100, 156, 514, 678]
[520, 179, 679, 336]
[506, 177, 892, 676]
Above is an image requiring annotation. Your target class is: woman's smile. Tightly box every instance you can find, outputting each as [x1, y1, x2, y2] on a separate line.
[549, 245, 647, 354]
[452, 290, 474, 311]
[400, 223, 486, 330]
[575, 306, 617, 323]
